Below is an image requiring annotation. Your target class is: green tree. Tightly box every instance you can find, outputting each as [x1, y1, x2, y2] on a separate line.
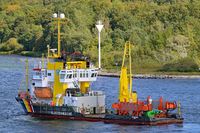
[0, 37, 23, 53]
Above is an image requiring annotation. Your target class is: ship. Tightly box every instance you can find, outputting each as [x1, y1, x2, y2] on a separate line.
[16, 14, 183, 125]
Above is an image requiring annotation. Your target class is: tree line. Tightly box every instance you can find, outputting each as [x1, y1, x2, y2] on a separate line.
[0, 0, 200, 71]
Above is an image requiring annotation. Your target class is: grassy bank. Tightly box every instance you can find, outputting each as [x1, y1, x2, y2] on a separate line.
[0, 51, 13, 55]
[103, 68, 200, 76]
[104, 57, 200, 75]
[19, 51, 43, 57]
[104, 64, 200, 76]
[0, 51, 43, 57]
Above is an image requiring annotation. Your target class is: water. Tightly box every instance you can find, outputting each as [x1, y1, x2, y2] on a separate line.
[0, 55, 200, 133]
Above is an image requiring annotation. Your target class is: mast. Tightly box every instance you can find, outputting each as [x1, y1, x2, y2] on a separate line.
[57, 17, 61, 57]
[42, 53, 44, 69]
[52, 13, 65, 58]
[25, 59, 29, 92]
[47, 45, 50, 62]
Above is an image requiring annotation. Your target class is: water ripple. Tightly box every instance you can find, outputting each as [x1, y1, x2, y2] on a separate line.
[0, 55, 200, 133]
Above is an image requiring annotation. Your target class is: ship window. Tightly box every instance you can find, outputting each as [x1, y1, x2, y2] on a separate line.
[73, 72, 77, 78]
[83, 73, 85, 77]
[60, 74, 65, 79]
[86, 73, 88, 77]
[48, 73, 51, 76]
[80, 73, 82, 78]
[42, 72, 45, 76]
[91, 73, 97, 77]
[36, 72, 40, 75]
[69, 74, 72, 79]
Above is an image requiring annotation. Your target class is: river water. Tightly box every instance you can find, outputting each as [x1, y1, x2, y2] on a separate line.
[0, 55, 199, 133]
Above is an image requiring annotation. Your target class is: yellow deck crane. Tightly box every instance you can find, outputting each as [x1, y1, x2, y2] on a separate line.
[119, 42, 137, 103]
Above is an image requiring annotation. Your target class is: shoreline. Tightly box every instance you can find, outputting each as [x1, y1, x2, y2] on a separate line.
[1, 54, 200, 79]
[99, 72, 200, 79]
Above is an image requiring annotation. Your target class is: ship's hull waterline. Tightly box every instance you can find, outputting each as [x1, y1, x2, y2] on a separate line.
[30, 113, 183, 126]
[16, 97, 183, 126]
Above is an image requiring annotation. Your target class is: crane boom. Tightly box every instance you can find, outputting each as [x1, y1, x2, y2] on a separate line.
[119, 42, 137, 103]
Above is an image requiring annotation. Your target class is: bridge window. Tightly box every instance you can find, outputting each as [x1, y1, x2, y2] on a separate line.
[66, 74, 72, 79]
[80, 73, 83, 78]
[73, 72, 77, 78]
[69, 74, 72, 79]
[36, 72, 40, 75]
[60, 74, 65, 79]
[86, 73, 88, 77]
[91, 72, 97, 77]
